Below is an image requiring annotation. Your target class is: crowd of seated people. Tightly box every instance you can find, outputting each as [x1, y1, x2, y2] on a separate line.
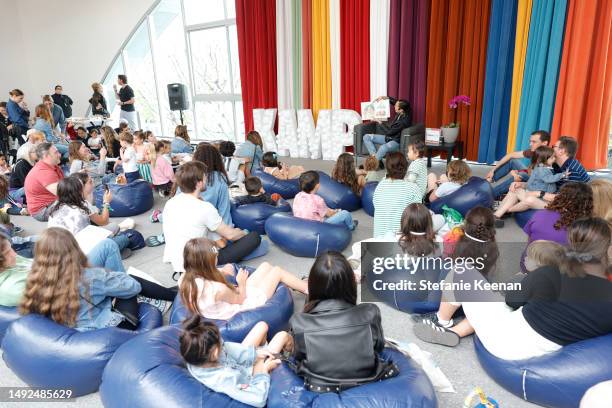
[0, 82, 610, 407]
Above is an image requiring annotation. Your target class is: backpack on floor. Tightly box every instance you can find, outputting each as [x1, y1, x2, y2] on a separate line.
[124, 229, 145, 250]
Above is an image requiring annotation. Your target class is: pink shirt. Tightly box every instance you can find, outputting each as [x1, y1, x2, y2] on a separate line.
[292, 192, 328, 222]
[151, 156, 175, 185]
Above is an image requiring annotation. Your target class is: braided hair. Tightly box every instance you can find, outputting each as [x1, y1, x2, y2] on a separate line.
[453, 207, 499, 278]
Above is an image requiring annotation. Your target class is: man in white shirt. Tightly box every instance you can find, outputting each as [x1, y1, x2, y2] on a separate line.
[163, 161, 260, 279]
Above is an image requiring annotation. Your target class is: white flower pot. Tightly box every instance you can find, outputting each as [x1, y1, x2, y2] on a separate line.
[441, 126, 460, 144]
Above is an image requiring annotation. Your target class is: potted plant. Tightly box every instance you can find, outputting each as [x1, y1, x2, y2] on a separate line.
[442, 95, 471, 144]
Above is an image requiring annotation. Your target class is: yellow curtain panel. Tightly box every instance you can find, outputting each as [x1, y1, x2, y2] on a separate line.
[506, 0, 532, 153]
[311, 0, 332, 120]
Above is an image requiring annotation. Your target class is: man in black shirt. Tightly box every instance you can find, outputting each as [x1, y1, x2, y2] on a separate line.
[362, 96, 412, 166]
[51, 85, 73, 118]
[113, 74, 137, 130]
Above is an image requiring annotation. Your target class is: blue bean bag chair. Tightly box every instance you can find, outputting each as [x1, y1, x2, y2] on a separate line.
[268, 348, 437, 408]
[94, 180, 154, 217]
[265, 213, 352, 257]
[252, 169, 300, 199]
[363, 256, 446, 314]
[169, 265, 293, 343]
[361, 182, 378, 216]
[514, 209, 539, 229]
[316, 171, 361, 211]
[100, 325, 252, 408]
[1, 303, 162, 396]
[474, 334, 612, 408]
[428, 177, 494, 217]
[0, 305, 19, 345]
[230, 199, 292, 235]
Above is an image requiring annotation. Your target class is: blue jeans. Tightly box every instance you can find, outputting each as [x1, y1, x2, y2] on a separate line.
[9, 187, 25, 202]
[363, 134, 400, 161]
[111, 233, 130, 251]
[492, 159, 529, 198]
[87, 238, 125, 272]
[325, 210, 355, 230]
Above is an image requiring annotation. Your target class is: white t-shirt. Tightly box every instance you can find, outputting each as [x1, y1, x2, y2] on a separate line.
[162, 193, 223, 272]
[436, 181, 462, 198]
[122, 146, 138, 173]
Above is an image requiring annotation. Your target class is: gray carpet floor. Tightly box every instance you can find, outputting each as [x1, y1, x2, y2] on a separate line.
[0, 156, 538, 408]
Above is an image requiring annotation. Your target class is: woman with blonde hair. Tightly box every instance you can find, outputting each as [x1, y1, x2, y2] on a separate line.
[590, 179, 612, 226]
[20, 227, 177, 331]
[172, 125, 192, 154]
[89, 82, 108, 117]
[33, 103, 69, 158]
[179, 237, 307, 320]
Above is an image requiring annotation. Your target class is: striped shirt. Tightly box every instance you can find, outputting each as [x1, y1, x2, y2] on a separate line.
[553, 158, 590, 187]
[373, 178, 423, 238]
[406, 158, 428, 197]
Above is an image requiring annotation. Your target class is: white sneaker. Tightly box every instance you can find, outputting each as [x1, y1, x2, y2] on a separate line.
[118, 218, 135, 231]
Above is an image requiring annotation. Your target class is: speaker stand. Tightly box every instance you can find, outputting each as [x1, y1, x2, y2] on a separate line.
[179, 110, 184, 125]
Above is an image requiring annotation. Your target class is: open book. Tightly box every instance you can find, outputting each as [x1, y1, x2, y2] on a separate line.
[75, 225, 112, 254]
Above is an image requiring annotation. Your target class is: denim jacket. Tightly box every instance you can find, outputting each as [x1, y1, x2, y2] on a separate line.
[527, 165, 566, 193]
[33, 118, 57, 143]
[171, 137, 193, 154]
[76, 267, 141, 331]
[187, 341, 270, 407]
[200, 171, 232, 227]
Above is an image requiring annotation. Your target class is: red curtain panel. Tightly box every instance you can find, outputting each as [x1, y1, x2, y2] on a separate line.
[302, 0, 313, 109]
[340, 0, 370, 112]
[387, 0, 430, 124]
[551, 0, 612, 170]
[235, 0, 278, 134]
[425, 0, 491, 160]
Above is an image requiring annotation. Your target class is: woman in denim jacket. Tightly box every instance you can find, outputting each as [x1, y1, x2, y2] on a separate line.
[19, 227, 177, 331]
[181, 315, 291, 407]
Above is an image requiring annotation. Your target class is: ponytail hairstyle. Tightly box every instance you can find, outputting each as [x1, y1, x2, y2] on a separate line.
[179, 315, 222, 366]
[453, 206, 499, 278]
[262, 151, 280, 168]
[561, 217, 611, 279]
[399, 203, 436, 257]
[180, 238, 235, 315]
[147, 143, 157, 169]
[332, 152, 361, 195]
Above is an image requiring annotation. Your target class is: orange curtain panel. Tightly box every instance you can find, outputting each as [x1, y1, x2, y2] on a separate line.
[551, 0, 612, 170]
[302, 0, 313, 109]
[425, 0, 492, 160]
[311, 0, 332, 119]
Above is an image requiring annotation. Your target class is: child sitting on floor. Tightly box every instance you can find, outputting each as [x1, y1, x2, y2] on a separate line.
[426, 160, 471, 203]
[181, 315, 290, 407]
[234, 177, 280, 206]
[405, 138, 428, 197]
[219, 141, 246, 185]
[332, 152, 365, 195]
[150, 141, 175, 197]
[0, 176, 27, 216]
[133, 131, 152, 183]
[293, 171, 357, 230]
[87, 128, 102, 155]
[119, 132, 140, 183]
[261, 152, 304, 180]
[494, 146, 569, 225]
[363, 155, 385, 183]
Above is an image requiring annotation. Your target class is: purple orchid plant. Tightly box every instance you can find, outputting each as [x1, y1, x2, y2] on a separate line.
[445, 95, 471, 128]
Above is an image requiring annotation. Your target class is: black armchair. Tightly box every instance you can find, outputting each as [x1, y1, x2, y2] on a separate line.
[353, 122, 425, 159]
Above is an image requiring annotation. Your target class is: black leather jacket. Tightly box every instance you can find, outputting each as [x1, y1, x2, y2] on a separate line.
[290, 300, 384, 383]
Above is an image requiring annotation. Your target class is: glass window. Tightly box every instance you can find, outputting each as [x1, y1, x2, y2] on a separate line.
[225, 0, 236, 19]
[123, 21, 162, 134]
[101, 57, 124, 122]
[234, 101, 244, 141]
[150, 0, 194, 137]
[190, 27, 232, 95]
[183, 0, 225, 25]
[195, 101, 234, 140]
[228, 25, 241, 94]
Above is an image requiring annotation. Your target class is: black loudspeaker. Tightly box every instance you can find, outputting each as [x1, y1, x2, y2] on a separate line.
[167, 83, 188, 111]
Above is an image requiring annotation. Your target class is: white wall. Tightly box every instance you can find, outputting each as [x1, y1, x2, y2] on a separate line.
[0, 0, 155, 115]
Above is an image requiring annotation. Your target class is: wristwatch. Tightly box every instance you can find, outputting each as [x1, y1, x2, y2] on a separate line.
[539, 191, 545, 199]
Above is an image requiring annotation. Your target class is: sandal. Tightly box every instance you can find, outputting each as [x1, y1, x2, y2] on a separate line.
[145, 234, 165, 247]
[149, 209, 161, 223]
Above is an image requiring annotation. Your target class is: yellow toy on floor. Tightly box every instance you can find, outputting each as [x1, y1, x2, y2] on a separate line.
[463, 387, 499, 408]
